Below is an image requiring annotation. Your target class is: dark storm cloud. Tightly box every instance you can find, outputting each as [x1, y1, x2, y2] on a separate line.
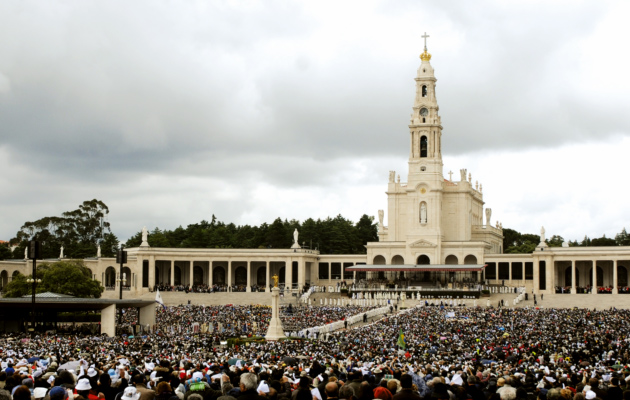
[1, 0, 628, 241]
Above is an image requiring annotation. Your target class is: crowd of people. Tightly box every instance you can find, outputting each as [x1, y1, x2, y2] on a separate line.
[553, 286, 630, 294]
[115, 304, 377, 339]
[151, 285, 275, 294]
[2, 304, 630, 400]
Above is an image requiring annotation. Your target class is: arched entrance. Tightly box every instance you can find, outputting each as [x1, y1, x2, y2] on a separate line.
[193, 266, 204, 285]
[391, 255, 404, 265]
[278, 267, 286, 284]
[445, 255, 458, 265]
[213, 267, 226, 285]
[173, 266, 181, 285]
[122, 267, 132, 287]
[464, 255, 477, 264]
[105, 267, 116, 287]
[0, 270, 8, 288]
[257, 267, 266, 285]
[235, 266, 247, 285]
[373, 255, 386, 265]
[417, 255, 430, 265]
[618, 265, 628, 287]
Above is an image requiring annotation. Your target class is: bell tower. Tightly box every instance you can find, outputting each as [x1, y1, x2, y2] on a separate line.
[407, 32, 443, 187]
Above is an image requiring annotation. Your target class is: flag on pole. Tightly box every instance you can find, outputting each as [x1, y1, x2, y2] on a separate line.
[155, 289, 167, 311]
[397, 328, 406, 349]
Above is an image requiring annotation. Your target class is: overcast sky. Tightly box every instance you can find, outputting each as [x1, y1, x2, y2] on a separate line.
[1, 0, 629, 245]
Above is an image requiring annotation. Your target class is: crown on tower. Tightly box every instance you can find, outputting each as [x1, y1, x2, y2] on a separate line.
[420, 50, 432, 61]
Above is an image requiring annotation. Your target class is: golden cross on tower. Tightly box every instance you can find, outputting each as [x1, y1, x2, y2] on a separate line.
[420, 32, 432, 61]
[421, 32, 430, 50]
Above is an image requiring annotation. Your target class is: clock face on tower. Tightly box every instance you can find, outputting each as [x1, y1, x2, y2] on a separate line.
[420, 108, 428, 117]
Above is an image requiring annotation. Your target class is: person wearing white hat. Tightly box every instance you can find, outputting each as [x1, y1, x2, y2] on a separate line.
[121, 387, 141, 400]
[76, 378, 92, 393]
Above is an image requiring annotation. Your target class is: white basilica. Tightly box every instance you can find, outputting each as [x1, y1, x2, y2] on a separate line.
[2, 41, 630, 298]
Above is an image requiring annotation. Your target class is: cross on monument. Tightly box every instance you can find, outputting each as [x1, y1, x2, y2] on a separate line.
[422, 32, 430, 50]
[448, 170, 453, 181]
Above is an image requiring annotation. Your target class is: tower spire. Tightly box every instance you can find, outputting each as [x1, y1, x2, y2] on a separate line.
[420, 32, 432, 61]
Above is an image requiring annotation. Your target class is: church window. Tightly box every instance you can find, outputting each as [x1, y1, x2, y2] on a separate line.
[417, 255, 430, 265]
[419, 202, 427, 224]
[422, 85, 427, 97]
[422, 118, 425, 123]
[420, 136, 428, 157]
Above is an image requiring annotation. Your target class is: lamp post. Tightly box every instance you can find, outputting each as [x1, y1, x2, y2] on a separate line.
[27, 241, 41, 333]
[116, 246, 128, 330]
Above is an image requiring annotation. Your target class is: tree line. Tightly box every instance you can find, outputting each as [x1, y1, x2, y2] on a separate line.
[503, 227, 630, 254]
[3, 198, 629, 259]
[124, 214, 378, 254]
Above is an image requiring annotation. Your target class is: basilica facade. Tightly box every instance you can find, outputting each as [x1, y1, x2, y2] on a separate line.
[2, 44, 630, 298]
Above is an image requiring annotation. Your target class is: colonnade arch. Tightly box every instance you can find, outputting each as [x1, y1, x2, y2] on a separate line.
[105, 267, 116, 287]
[1, 270, 8, 287]
[391, 255, 404, 265]
[445, 255, 458, 265]
[417, 255, 430, 264]
[464, 255, 477, 264]
[373, 255, 386, 265]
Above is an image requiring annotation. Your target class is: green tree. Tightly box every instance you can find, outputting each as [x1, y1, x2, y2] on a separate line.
[354, 214, 378, 253]
[0, 243, 13, 260]
[616, 228, 630, 246]
[503, 228, 540, 254]
[2, 272, 31, 297]
[100, 233, 120, 257]
[41, 260, 103, 297]
[12, 199, 114, 259]
[591, 235, 616, 246]
[266, 218, 288, 248]
[546, 235, 564, 247]
[3, 260, 103, 298]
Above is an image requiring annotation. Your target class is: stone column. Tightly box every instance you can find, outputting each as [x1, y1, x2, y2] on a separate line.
[189, 261, 194, 287]
[533, 258, 539, 294]
[101, 304, 116, 337]
[571, 260, 576, 294]
[148, 256, 155, 289]
[265, 286, 286, 340]
[266, 262, 270, 293]
[613, 259, 618, 294]
[298, 260, 305, 288]
[209, 261, 213, 287]
[227, 260, 232, 290]
[170, 261, 174, 287]
[246, 261, 251, 292]
[508, 262, 512, 284]
[328, 263, 332, 283]
[592, 260, 597, 295]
